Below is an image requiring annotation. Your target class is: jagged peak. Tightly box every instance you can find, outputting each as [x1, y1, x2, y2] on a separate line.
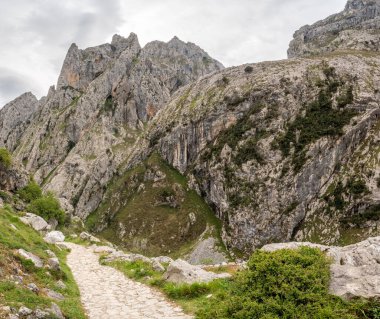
[345, 0, 380, 10]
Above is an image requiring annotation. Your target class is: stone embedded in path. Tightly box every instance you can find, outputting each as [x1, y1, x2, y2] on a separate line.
[64, 243, 193, 319]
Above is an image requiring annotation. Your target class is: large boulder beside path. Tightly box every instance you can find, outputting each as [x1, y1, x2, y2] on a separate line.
[164, 259, 231, 284]
[44, 231, 65, 244]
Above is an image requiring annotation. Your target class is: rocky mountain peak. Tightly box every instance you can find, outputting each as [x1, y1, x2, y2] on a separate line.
[288, 0, 380, 57]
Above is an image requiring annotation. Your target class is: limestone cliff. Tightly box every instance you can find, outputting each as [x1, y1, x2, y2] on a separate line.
[5, 33, 223, 218]
[288, 0, 380, 58]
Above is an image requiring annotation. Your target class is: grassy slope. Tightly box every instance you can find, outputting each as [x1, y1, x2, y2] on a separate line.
[87, 152, 225, 258]
[0, 206, 86, 318]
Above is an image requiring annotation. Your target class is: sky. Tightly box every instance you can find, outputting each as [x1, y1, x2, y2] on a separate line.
[0, 0, 347, 107]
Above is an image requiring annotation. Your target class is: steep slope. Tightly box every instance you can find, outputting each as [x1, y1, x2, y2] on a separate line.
[7, 33, 223, 219]
[288, 0, 380, 57]
[121, 51, 380, 253]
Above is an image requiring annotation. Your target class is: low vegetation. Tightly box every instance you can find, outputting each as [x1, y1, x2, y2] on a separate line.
[0, 147, 12, 169]
[105, 247, 380, 318]
[278, 65, 357, 172]
[0, 207, 86, 318]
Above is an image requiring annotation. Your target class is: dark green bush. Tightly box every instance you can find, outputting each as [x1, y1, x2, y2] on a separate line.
[17, 180, 43, 203]
[0, 148, 12, 169]
[197, 247, 355, 319]
[27, 193, 65, 225]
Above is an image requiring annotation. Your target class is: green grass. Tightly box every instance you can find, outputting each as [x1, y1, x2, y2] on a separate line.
[0, 208, 86, 318]
[86, 152, 225, 257]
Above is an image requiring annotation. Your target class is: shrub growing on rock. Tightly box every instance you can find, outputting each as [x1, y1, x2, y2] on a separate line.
[18, 179, 43, 203]
[197, 247, 354, 319]
[0, 148, 12, 169]
[27, 193, 65, 225]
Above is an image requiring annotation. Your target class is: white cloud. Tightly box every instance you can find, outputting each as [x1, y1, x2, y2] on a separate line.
[0, 0, 347, 106]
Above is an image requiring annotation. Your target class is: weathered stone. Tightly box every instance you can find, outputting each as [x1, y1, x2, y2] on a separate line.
[151, 260, 165, 272]
[17, 249, 43, 268]
[49, 303, 64, 319]
[80, 232, 100, 243]
[187, 237, 228, 265]
[18, 306, 32, 316]
[44, 289, 65, 301]
[47, 258, 60, 271]
[27, 283, 39, 293]
[20, 213, 49, 232]
[164, 259, 231, 284]
[44, 231, 65, 244]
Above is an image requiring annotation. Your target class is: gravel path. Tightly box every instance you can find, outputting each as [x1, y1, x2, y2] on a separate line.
[65, 243, 193, 319]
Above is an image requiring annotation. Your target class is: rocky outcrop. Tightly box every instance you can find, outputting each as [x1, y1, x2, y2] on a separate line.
[7, 33, 222, 219]
[288, 0, 380, 57]
[163, 259, 231, 284]
[262, 237, 380, 299]
[0, 92, 38, 151]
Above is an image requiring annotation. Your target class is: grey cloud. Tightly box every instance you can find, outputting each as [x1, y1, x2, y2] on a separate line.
[0, 0, 347, 107]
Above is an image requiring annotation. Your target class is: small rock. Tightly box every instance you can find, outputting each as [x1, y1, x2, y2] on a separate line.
[45, 250, 56, 258]
[1, 306, 11, 314]
[10, 224, 17, 230]
[17, 249, 43, 268]
[56, 280, 66, 290]
[44, 289, 65, 301]
[80, 232, 100, 243]
[152, 256, 174, 264]
[50, 303, 64, 319]
[8, 315, 18, 319]
[93, 246, 115, 254]
[34, 309, 50, 319]
[12, 275, 23, 284]
[47, 258, 60, 271]
[152, 260, 165, 272]
[44, 231, 65, 244]
[18, 306, 32, 316]
[27, 283, 39, 293]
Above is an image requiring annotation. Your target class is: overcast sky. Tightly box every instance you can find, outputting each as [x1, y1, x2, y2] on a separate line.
[0, 0, 347, 106]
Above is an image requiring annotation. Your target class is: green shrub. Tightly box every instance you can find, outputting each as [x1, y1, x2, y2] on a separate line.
[0, 148, 12, 169]
[27, 193, 65, 224]
[197, 247, 355, 319]
[17, 180, 43, 203]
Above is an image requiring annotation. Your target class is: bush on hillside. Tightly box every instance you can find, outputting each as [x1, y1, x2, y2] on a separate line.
[0, 148, 12, 169]
[27, 193, 65, 225]
[17, 179, 43, 203]
[197, 247, 355, 319]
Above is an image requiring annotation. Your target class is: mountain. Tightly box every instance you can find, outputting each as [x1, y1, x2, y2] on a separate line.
[2, 0, 380, 256]
[288, 0, 380, 57]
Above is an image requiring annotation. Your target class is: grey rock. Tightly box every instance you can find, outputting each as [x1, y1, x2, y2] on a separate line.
[34, 309, 50, 319]
[45, 250, 57, 258]
[80, 232, 100, 242]
[43, 231, 65, 244]
[18, 307, 32, 316]
[187, 237, 228, 265]
[163, 259, 231, 284]
[20, 213, 49, 232]
[27, 283, 39, 293]
[151, 260, 165, 272]
[17, 249, 43, 268]
[49, 303, 64, 319]
[47, 258, 60, 271]
[262, 236, 380, 299]
[152, 256, 174, 264]
[288, 0, 380, 57]
[55, 280, 66, 290]
[44, 289, 65, 301]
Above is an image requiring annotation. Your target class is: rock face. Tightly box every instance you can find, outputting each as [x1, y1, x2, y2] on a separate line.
[0, 92, 38, 151]
[262, 237, 380, 299]
[6, 33, 222, 220]
[288, 0, 380, 57]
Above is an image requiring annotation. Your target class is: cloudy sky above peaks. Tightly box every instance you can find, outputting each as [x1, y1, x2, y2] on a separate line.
[0, 0, 347, 106]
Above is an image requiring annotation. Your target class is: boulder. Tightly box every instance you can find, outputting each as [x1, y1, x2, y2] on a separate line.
[164, 259, 231, 284]
[44, 231, 65, 244]
[261, 237, 380, 299]
[47, 258, 60, 271]
[17, 249, 43, 268]
[20, 213, 49, 232]
[50, 303, 64, 319]
[18, 306, 32, 316]
[93, 245, 116, 254]
[152, 256, 174, 264]
[80, 232, 100, 243]
[44, 289, 65, 301]
[152, 260, 165, 272]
